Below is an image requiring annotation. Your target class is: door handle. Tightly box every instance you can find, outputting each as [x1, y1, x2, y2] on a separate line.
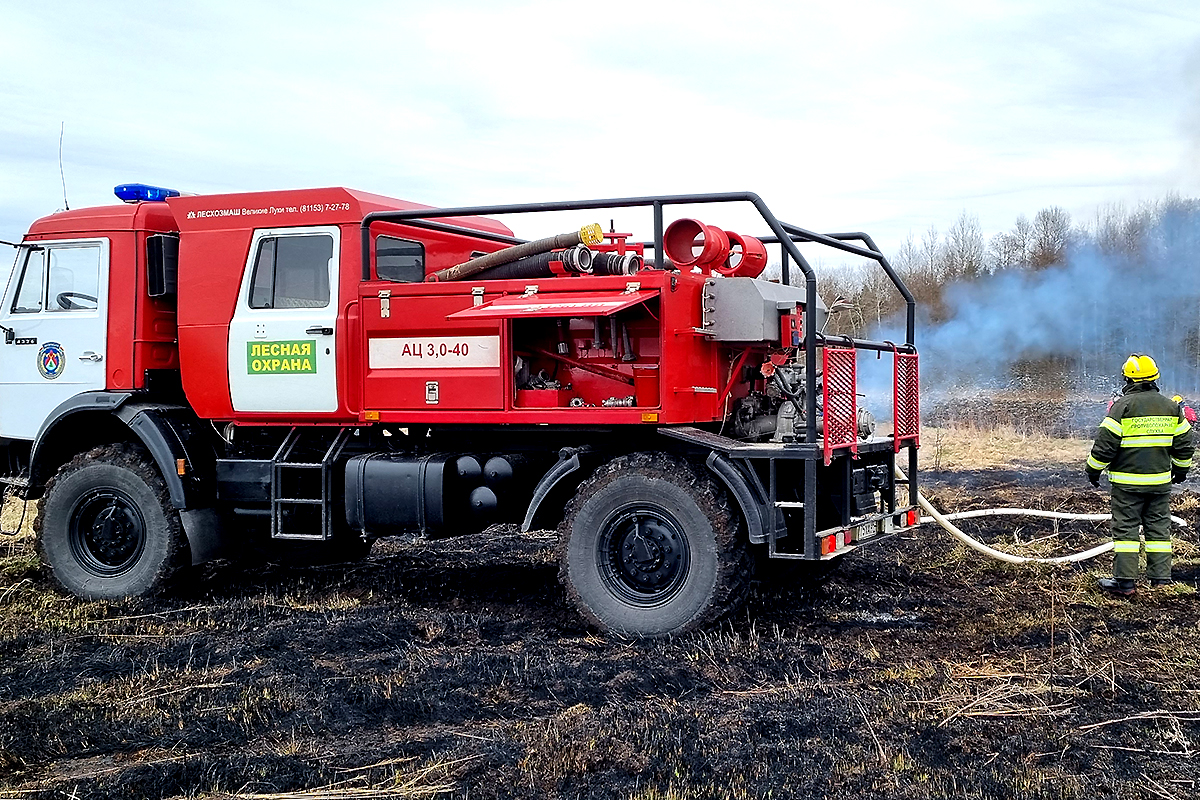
[305, 326, 334, 336]
[79, 351, 104, 362]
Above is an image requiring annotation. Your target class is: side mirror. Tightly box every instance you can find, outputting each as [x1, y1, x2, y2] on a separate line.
[147, 234, 179, 297]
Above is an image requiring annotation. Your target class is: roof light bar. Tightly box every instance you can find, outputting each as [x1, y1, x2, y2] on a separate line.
[114, 183, 180, 203]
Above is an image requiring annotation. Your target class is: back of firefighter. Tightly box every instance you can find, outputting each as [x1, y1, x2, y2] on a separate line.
[1087, 355, 1193, 596]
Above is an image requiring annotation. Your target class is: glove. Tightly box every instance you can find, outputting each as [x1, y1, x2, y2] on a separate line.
[1086, 468, 1101, 488]
[1173, 468, 1188, 484]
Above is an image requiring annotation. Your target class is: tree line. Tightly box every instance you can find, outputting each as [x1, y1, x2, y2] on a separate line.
[814, 194, 1200, 396]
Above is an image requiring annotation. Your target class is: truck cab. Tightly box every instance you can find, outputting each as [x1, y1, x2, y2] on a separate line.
[0, 199, 178, 441]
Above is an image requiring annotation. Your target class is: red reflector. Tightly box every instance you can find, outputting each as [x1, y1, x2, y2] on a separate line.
[845, 528, 854, 544]
[907, 509, 919, 527]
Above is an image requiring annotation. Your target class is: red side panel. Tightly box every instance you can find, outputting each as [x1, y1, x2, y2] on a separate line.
[128, 204, 181, 388]
[176, 226, 255, 419]
[103, 231, 138, 389]
[362, 287, 506, 411]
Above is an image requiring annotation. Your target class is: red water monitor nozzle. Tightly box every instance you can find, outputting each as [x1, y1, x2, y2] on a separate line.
[664, 218, 767, 278]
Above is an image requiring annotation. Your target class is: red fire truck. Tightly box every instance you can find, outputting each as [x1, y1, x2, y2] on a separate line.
[0, 185, 920, 636]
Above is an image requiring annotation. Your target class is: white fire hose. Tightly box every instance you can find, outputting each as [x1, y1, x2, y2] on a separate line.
[895, 466, 1188, 565]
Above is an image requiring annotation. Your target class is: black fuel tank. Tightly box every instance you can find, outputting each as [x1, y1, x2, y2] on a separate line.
[345, 453, 492, 537]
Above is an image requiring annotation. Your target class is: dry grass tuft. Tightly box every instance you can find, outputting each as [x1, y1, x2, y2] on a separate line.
[0, 496, 36, 564]
[920, 425, 1091, 472]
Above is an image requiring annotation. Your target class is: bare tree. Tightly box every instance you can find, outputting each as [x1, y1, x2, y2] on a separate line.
[945, 211, 985, 280]
[988, 214, 1033, 270]
[1030, 206, 1072, 269]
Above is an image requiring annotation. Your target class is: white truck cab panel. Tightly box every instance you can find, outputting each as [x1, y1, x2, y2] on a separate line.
[0, 239, 110, 440]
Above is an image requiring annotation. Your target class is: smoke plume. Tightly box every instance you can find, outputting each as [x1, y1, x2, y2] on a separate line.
[856, 201, 1200, 419]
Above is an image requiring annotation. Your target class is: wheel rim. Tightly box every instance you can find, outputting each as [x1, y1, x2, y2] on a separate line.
[597, 505, 690, 606]
[68, 488, 147, 577]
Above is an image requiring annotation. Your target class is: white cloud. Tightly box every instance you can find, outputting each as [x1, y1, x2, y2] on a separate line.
[2, 0, 1198, 253]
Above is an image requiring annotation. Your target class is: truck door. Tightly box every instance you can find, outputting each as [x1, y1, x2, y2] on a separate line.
[0, 240, 109, 440]
[227, 226, 339, 413]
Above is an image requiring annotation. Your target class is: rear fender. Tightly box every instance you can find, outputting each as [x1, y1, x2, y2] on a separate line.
[705, 451, 770, 545]
[521, 447, 593, 532]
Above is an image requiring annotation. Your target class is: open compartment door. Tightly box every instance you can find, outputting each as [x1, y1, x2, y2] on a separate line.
[446, 289, 658, 320]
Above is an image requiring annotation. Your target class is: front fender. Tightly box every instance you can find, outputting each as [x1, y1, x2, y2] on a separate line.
[31, 393, 213, 510]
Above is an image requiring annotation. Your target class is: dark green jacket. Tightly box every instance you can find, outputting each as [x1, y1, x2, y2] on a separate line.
[1088, 383, 1194, 493]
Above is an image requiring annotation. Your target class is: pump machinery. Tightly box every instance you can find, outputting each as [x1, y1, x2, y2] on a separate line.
[0, 185, 920, 636]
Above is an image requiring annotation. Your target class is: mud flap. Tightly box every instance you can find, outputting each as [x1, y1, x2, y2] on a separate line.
[180, 508, 224, 565]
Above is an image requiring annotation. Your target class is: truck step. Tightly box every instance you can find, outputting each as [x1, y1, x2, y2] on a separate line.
[270, 427, 352, 541]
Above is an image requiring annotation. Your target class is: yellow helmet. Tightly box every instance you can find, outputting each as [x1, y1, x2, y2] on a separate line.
[1122, 354, 1160, 382]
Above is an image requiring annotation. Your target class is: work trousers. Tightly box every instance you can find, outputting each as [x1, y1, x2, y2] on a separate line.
[1110, 485, 1173, 581]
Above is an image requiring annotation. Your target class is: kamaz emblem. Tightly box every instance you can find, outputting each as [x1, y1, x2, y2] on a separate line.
[38, 342, 65, 380]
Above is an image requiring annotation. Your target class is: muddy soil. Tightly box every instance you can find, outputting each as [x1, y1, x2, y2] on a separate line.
[2, 466, 1199, 799]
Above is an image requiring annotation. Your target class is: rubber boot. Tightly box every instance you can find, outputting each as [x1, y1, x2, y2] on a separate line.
[1150, 578, 1174, 588]
[1097, 577, 1136, 597]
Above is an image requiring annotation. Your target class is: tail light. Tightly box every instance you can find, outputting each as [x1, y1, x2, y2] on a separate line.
[907, 509, 919, 527]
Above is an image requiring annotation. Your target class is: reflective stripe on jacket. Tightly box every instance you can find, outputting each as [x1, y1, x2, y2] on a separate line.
[1088, 384, 1194, 492]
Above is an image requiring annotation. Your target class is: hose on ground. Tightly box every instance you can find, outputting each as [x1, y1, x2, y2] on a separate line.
[895, 466, 1188, 565]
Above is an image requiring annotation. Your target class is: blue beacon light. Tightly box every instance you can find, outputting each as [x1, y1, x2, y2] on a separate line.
[114, 183, 181, 203]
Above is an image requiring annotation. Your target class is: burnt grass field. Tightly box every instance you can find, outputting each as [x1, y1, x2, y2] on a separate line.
[2, 429, 1200, 799]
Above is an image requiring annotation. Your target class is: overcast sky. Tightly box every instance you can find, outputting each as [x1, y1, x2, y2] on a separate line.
[3, 0, 1199, 257]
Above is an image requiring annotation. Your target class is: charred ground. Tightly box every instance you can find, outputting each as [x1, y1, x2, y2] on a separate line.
[1, 428, 1199, 799]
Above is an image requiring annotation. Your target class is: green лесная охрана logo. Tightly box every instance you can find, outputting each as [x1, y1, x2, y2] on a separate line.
[247, 340, 316, 374]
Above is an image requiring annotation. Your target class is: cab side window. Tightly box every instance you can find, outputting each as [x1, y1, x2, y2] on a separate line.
[248, 234, 333, 309]
[10, 244, 101, 314]
[375, 236, 425, 283]
[46, 246, 101, 311]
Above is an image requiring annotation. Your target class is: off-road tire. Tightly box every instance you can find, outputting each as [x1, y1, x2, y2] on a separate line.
[557, 452, 751, 637]
[36, 444, 188, 600]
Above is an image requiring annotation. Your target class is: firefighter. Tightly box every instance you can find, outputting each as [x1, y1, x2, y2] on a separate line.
[1172, 394, 1197, 425]
[1086, 354, 1194, 596]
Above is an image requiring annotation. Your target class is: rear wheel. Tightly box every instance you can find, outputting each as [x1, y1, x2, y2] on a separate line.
[36, 444, 188, 599]
[558, 452, 751, 637]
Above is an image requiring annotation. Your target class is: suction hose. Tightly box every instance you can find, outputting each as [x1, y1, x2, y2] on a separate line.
[430, 223, 604, 282]
[895, 465, 1188, 565]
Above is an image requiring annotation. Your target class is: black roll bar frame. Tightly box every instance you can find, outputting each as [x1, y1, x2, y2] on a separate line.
[361, 192, 915, 438]
[360, 193, 920, 556]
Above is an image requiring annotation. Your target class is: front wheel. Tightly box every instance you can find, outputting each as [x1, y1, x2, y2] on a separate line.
[36, 444, 188, 599]
[557, 452, 751, 637]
